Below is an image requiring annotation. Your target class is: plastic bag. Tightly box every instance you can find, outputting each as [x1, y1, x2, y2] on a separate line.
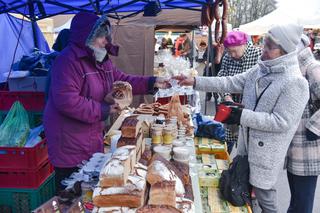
[193, 113, 225, 141]
[0, 101, 30, 147]
[24, 125, 44, 147]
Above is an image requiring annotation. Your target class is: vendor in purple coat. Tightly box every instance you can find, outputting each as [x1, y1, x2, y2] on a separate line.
[44, 12, 169, 192]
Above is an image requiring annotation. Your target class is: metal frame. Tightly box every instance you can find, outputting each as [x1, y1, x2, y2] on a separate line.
[0, 0, 209, 21]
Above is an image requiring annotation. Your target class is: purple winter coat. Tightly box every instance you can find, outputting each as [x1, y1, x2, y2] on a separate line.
[44, 12, 155, 168]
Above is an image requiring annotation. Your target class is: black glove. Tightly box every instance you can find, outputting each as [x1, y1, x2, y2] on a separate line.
[224, 107, 243, 125]
[215, 101, 244, 125]
[306, 129, 320, 141]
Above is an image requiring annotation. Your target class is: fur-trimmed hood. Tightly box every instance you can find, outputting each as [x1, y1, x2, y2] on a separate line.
[69, 12, 111, 48]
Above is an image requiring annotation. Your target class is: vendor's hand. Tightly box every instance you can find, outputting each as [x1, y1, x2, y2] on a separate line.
[110, 103, 121, 114]
[154, 77, 171, 89]
[104, 92, 115, 104]
[172, 74, 195, 87]
[224, 95, 234, 102]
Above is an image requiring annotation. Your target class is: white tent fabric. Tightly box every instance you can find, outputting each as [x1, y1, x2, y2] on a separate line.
[54, 18, 72, 32]
[239, 9, 320, 35]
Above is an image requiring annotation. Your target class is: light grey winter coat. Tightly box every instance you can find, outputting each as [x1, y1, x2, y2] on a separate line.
[195, 51, 309, 189]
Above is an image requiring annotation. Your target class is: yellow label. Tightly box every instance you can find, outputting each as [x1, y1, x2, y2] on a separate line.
[152, 135, 162, 144]
[163, 134, 173, 144]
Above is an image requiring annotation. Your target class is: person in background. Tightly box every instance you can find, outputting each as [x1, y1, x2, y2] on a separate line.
[46, 29, 71, 101]
[44, 12, 170, 193]
[217, 31, 262, 153]
[197, 41, 207, 63]
[159, 37, 168, 50]
[202, 41, 225, 102]
[167, 37, 173, 48]
[52, 29, 70, 52]
[154, 37, 160, 54]
[174, 24, 309, 213]
[174, 34, 186, 57]
[285, 34, 320, 213]
[180, 34, 192, 62]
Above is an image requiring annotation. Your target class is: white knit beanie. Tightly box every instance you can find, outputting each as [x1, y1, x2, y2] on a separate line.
[268, 23, 303, 53]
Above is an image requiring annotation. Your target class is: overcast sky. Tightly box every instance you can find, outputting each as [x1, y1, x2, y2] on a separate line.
[276, 0, 320, 17]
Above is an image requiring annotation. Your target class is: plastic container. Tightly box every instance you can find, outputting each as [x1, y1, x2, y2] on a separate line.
[8, 76, 47, 92]
[0, 160, 53, 188]
[153, 145, 172, 160]
[0, 173, 55, 213]
[0, 139, 48, 170]
[151, 126, 163, 144]
[0, 91, 45, 112]
[163, 127, 173, 145]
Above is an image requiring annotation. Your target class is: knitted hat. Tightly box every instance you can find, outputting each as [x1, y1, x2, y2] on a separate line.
[223, 31, 248, 47]
[268, 24, 303, 53]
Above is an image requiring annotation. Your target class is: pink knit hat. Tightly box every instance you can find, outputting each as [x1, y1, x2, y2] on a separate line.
[223, 31, 248, 47]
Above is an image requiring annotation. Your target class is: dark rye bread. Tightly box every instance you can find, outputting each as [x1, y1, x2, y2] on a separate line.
[137, 205, 182, 213]
[171, 160, 194, 201]
[139, 150, 152, 166]
[121, 115, 141, 138]
[117, 133, 142, 147]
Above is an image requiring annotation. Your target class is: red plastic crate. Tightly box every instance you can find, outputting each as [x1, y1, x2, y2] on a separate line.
[0, 91, 45, 111]
[0, 160, 53, 188]
[0, 139, 48, 170]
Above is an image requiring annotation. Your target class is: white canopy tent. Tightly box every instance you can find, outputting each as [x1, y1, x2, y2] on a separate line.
[239, 9, 320, 35]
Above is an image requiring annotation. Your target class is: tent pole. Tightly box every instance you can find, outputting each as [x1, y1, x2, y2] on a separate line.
[27, 0, 38, 48]
[191, 29, 195, 68]
[204, 26, 212, 115]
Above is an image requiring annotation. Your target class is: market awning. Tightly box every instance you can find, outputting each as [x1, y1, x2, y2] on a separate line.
[0, 0, 210, 21]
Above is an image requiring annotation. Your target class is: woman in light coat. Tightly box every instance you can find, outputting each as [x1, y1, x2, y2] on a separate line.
[285, 35, 320, 213]
[174, 24, 309, 213]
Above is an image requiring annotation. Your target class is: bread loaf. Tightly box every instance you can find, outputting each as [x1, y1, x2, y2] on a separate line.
[112, 81, 133, 109]
[92, 207, 137, 213]
[121, 116, 141, 138]
[147, 154, 185, 196]
[149, 181, 176, 207]
[93, 163, 148, 208]
[137, 205, 182, 213]
[99, 145, 136, 187]
[175, 197, 195, 213]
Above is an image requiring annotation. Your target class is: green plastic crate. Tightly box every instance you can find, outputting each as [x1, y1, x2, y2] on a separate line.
[0, 111, 43, 128]
[0, 173, 55, 213]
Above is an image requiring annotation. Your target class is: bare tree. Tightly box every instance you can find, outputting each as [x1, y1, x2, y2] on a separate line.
[228, 0, 277, 28]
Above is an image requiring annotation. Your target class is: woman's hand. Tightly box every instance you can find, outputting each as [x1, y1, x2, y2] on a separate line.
[154, 77, 171, 89]
[172, 74, 195, 87]
[109, 103, 121, 114]
[104, 92, 116, 104]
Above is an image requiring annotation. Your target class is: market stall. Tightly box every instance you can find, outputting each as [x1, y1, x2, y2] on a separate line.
[27, 88, 251, 212]
[0, 1, 247, 212]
